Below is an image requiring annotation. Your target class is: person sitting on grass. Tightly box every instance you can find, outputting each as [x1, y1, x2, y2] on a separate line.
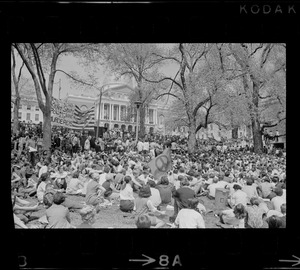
[134, 185, 166, 228]
[218, 203, 246, 228]
[148, 179, 162, 210]
[52, 165, 68, 191]
[245, 197, 268, 228]
[85, 173, 106, 207]
[271, 187, 286, 212]
[119, 175, 135, 213]
[207, 177, 220, 200]
[156, 175, 173, 206]
[102, 173, 120, 203]
[136, 214, 165, 228]
[228, 184, 248, 208]
[12, 191, 39, 226]
[242, 178, 260, 204]
[37, 172, 50, 204]
[77, 205, 97, 228]
[66, 171, 84, 195]
[46, 192, 75, 228]
[266, 215, 284, 228]
[174, 198, 205, 228]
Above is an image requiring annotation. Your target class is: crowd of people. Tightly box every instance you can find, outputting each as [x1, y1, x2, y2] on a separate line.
[11, 125, 286, 229]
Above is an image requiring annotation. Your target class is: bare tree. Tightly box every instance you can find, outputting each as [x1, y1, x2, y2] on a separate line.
[228, 43, 286, 153]
[13, 43, 93, 150]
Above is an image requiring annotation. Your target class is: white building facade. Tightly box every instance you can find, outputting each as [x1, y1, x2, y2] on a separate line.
[66, 84, 161, 134]
[11, 95, 43, 124]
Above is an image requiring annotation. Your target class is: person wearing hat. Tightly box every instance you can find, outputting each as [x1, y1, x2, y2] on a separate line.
[174, 198, 205, 228]
[77, 205, 97, 228]
[46, 192, 74, 228]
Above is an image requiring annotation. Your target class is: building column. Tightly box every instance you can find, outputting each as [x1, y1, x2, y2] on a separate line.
[118, 105, 121, 121]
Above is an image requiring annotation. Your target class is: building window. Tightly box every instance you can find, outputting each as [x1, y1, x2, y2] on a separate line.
[35, 114, 39, 121]
[159, 115, 164, 126]
[104, 104, 110, 120]
[113, 105, 119, 121]
[149, 109, 154, 124]
[26, 113, 31, 121]
[35, 106, 39, 111]
[128, 125, 133, 132]
[18, 112, 22, 119]
[27, 105, 31, 110]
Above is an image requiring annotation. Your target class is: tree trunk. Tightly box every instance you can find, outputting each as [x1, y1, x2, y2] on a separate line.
[139, 105, 146, 138]
[187, 118, 197, 153]
[252, 118, 263, 154]
[43, 102, 52, 151]
[251, 77, 264, 154]
[13, 97, 20, 135]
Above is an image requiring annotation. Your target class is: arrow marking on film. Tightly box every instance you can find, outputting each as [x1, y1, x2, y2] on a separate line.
[129, 254, 156, 266]
[279, 255, 300, 267]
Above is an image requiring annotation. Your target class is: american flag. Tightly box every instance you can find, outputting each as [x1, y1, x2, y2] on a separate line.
[72, 105, 95, 130]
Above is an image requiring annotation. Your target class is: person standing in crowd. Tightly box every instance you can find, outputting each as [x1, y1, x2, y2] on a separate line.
[26, 134, 37, 166]
[137, 138, 144, 154]
[84, 135, 91, 151]
[72, 134, 79, 154]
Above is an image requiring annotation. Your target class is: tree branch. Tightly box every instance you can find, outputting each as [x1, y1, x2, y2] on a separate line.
[151, 52, 181, 64]
[191, 44, 209, 71]
[249, 43, 263, 58]
[30, 43, 47, 96]
[260, 44, 273, 69]
[155, 92, 184, 103]
[17, 61, 25, 84]
[54, 69, 94, 87]
[195, 124, 203, 133]
[142, 74, 183, 90]
[13, 43, 46, 112]
[192, 97, 210, 117]
[259, 94, 272, 99]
